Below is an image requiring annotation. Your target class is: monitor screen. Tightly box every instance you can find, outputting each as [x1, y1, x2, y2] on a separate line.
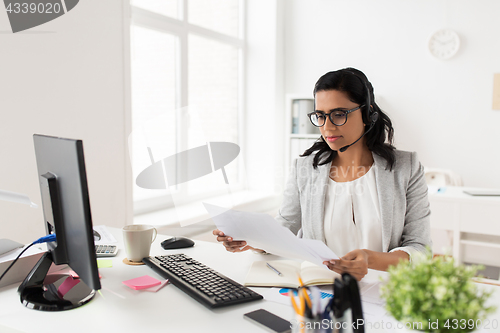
[18, 134, 101, 311]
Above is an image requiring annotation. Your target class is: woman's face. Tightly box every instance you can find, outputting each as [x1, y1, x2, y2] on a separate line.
[314, 89, 366, 152]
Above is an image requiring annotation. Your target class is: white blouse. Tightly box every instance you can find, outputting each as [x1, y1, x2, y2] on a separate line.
[323, 165, 383, 258]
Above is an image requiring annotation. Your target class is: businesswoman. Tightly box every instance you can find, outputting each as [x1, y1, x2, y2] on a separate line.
[213, 68, 432, 280]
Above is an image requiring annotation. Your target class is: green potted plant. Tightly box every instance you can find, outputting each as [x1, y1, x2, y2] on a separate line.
[380, 253, 496, 332]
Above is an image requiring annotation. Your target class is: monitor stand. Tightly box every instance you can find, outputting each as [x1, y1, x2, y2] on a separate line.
[18, 252, 96, 311]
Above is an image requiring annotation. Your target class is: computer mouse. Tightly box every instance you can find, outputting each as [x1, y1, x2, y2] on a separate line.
[161, 237, 195, 250]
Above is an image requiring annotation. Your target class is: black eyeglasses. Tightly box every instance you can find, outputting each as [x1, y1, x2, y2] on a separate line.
[307, 105, 364, 127]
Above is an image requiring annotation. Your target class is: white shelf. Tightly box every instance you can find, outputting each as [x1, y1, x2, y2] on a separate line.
[460, 239, 500, 249]
[429, 187, 500, 266]
[284, 95, 316, 178]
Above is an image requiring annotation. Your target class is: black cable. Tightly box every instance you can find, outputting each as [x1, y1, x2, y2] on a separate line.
[0, 243, 35, 282]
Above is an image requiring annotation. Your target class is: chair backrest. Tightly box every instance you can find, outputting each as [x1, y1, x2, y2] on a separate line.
[424, 167, 463, 186]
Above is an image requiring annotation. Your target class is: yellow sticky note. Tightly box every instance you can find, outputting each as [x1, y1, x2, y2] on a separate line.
[97, 259, 113, 268]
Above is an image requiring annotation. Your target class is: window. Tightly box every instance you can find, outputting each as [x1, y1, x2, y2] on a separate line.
[130, 0, 245, 214]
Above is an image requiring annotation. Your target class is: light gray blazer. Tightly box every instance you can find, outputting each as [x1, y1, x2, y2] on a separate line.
[276, 150, 432, 257]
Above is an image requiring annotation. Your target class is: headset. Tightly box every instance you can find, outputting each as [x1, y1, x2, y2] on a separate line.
[338, 71, 379, 153]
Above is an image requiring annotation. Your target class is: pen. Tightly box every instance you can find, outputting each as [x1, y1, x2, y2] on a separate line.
[297, 275, 312, 309]
[266, 262, 282, 276]
[289, 291, 301, 315]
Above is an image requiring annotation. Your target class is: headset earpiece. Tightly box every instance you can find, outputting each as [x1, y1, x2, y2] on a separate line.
[364, 105, 378, 125]
[339, 70, 378, 152]
[370, 110, 379, 124]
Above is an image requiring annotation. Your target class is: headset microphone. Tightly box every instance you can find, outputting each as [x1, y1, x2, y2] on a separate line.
[339, 111, 378, 152]
[338, 70, 378, 153]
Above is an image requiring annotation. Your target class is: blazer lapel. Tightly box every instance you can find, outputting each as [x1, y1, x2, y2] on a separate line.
[311, 161, 331, 242]
[372, 153, 394, 252]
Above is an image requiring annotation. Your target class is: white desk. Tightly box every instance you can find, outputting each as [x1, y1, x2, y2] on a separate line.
[429, 186, 500, 265]
[0, 227, 499, 333]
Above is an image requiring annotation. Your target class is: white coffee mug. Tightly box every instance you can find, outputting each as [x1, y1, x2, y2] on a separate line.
[122, 224, 157, 262]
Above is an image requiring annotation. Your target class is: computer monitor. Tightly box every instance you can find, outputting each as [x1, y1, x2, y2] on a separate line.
[18, 134, 101, 311]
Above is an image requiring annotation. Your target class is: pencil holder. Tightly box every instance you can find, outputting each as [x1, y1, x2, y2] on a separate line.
[291, 314, 333, 333]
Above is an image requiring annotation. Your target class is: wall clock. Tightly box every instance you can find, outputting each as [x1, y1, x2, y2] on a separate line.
[428, 29, 460, 60]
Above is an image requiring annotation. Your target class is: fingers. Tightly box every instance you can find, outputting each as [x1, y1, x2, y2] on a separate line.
[212, 229, 222, 236]
[212, 229, 251, 253]
[212, 229, 233, 243]
[341, 251, 357, 260]
[323, 259, 368, 277]
[217, 235, 232, 242]
[336, 261, 367, 275]
[224, 241, 249, 252]
[212, 229, 239, 243]
[239, 245, 255, 252]
[326, 265, 366, 281]
[335, 258, 358, 270]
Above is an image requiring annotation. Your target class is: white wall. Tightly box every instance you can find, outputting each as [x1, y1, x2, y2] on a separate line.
[245, 0, 285, 192]
[0, 0, 132, 243]
[283, 0, 500, 188]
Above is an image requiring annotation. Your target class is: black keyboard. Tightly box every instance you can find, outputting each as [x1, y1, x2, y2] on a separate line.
[143, 254, 263, 308]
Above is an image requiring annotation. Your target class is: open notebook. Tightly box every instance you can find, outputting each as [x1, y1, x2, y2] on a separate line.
[244, 260, 340, 288]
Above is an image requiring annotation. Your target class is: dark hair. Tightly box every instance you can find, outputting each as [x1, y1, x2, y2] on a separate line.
[301, 67, 396, 170]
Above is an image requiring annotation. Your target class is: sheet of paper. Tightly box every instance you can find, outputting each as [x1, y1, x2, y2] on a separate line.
[0, 189, 37, 208]
[254, 287, 293, 306]
[360, 281, 383, 305]
[358, 279, 378, 294]
[362, 301, 386, 317]
[0, 245, 44, 263]
[94, 225, 117, 244]
[204, 203, 339, 267]
[0, 239, 23, 256]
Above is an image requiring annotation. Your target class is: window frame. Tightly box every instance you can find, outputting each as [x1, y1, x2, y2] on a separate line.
[129, 0, 246, 215]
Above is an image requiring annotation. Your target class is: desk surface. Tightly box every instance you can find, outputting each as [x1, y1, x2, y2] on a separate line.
[1, 227, 499, 333]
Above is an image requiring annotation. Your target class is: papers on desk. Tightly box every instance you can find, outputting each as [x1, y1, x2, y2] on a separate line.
[358, 279, 387, 317]
[256, 286, 333, 307]
[256, 278, 387, 318]
[204, 203, 339, 267]
[0, 245, 45, 288]
[93, 225, 117, 245]
[0, 245, 44, 263]
[0, 189, 38, 208]
[0, 239, 24, 257]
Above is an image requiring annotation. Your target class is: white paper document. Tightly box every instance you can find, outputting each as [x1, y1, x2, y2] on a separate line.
[204, 203, 339, 267]
[93, 225, 118, 245]
[0, 189, 38, 208]
[0, 246, 44, 264]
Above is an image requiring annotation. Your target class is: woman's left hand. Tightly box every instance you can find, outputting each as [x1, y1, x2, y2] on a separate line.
[323, 249, 369, 281]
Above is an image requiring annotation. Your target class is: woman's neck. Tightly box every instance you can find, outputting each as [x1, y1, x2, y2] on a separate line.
[330, 143, 373, 182]
[333, 142, 373, 168]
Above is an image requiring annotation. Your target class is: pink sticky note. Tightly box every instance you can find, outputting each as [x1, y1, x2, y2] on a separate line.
[123, 275, 161, 290]
[58, 276, 81, 298]
[143, 280, 169, 292]
[68, 270, 102, 279]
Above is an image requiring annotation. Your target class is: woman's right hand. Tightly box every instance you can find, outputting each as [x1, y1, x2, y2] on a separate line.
[212, 229, 256, 253]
